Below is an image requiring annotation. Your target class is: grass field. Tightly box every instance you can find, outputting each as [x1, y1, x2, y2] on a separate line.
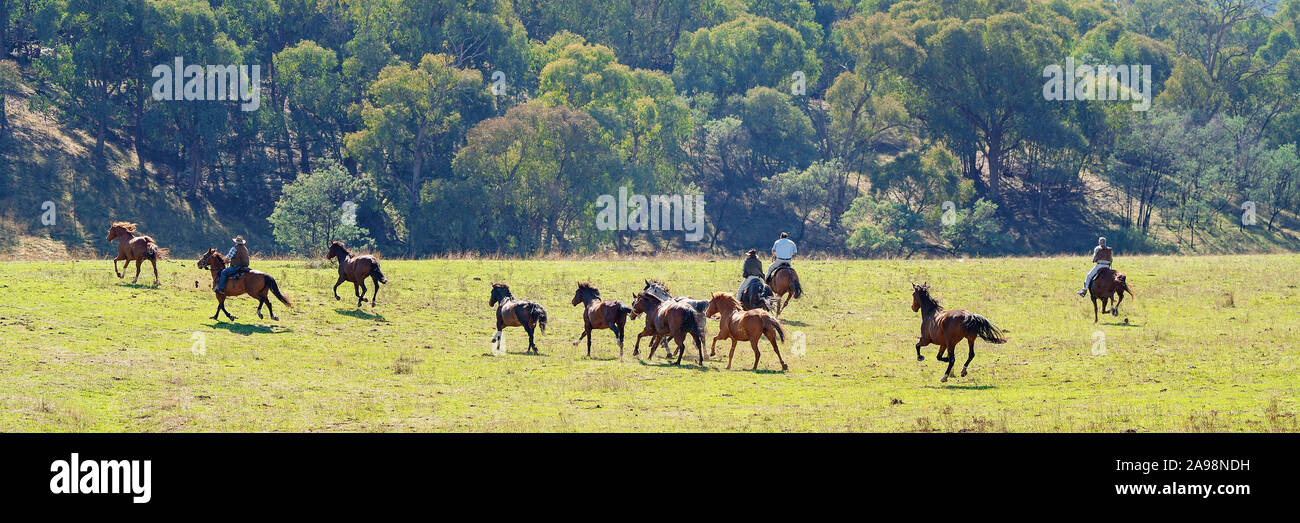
[0, 254, 1297, 432]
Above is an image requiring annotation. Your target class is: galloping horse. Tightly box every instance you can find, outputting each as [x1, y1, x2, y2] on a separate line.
[198, 249, 292, 321]
[1088, 267, 1133, 323]
[571, 283, 632, 360]
[910, 283, 1006, 382]
[704, 292, 788, 371]
[767, 266, 802, 316]
[107, 222, 164, 285]
[642, 279, 709, 357]
[327, 241, 388, 307]
[489, 283, 548, 354]
[630, 291, 705, 365]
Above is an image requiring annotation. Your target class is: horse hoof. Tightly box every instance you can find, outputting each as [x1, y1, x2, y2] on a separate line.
[917, 355, 924, 361]
[940, 376, 948, 383]
[960, 370, 968, 377]
[781, 364, 789, 371]
[272, 316, 279, 321]
[210, 315, 218, 320]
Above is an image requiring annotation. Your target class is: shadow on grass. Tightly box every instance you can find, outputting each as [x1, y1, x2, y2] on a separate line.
[506, 351, 549, 357]
[1100, 321, 1141, 327]
[638, 359, 711, 371]
[208, 322, 291, 335]
[335, 308, 386, 321]
[117, 282, 159, 289]
[780, 319, 809, 326]
[923, 384, 997, 391]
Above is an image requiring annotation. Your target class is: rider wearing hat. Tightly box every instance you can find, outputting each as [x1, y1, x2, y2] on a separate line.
[216, 235, 251, 295]
[1077, 236, 1113, 297]
[742, 249, 764, 279]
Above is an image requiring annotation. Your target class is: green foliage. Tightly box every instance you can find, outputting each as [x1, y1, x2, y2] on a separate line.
[268, 160, 373, 255]
[842, 195, 924, 257]
[940, 198, 1008, 256]
[672, 14, 822, 104]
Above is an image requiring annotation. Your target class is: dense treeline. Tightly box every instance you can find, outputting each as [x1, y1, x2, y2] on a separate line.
[0, 0, 1297, 257]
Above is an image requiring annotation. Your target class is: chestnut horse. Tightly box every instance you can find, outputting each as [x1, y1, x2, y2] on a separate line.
[327, 241, 388, 307]
[570, 283, 632, 360]
[911, 283, 1006, 382]
[704, 292, 788, 371]
[768, 267, 802, 316]
[630, 291, 705, 365]
[1088, 267, 1134, 323]
[489, 283, 548, 354]
[198, 248, 292, 321]
[107, 222, 164, 285]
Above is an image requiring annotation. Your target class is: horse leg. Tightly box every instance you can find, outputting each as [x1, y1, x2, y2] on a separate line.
[915, 341, 925, 361]
[524, 324, 536, 353]
[572, 326, 589, 347]
[150, 258, 159, 285]
[1092, 297, 1099, 323]
[940, 344, 956, 383]
[255, 295, 265, 319]
[709, 336, 720, 358]
[355, 281, 366, 307]
[961, 337, 975, 377]
[265, 293, 278, 321]
[132, 259, 142, 283]
[633, 332, 645, 357]
[768, 330, 788, 371]
[726, 339, 738, 370]
[673, 333, 687, 365]
[333, 276, 345, 301]
[750, 339, 761, 371]
[371, 275, 380, 305]
[113, 257, 123, 278]
[612, 324, 625, 362]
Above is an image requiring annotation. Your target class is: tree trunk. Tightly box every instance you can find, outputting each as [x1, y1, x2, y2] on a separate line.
[298, 129, 310, 174]
[986, 133, 1003, 203]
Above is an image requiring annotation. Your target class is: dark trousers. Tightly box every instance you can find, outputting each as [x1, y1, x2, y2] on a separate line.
[217, 265, 247, 292]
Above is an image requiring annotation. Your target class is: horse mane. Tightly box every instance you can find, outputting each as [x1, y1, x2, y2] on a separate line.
[711, 292, 742, 309]
[915, 285, 943, 314]
[577, 282, 600, 297]
[111, 221, 137, 233]
[645, 279, 669, 293]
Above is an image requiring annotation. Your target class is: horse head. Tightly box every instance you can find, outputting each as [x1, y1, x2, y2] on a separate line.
[326, 241, 348, 260]
[489, 283, 512, 307]
[107, 222, 136, 242]
[197, 248, 224, 270]
[705, 292, 739, 319]
[911, 282, 933, 313]
[572, 282, 599, 306]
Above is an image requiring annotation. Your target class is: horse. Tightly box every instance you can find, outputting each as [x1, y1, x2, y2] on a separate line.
[642, 279, 709, 356]
[198, 248, 292, 321]
[738, 275, 779, 313]
[327, 241, 388, 308]
[767, 266, 802, 316]
[107, 222, 164, 285]
[571, 282, 633, 360]
[704, 292, 788, 371]
[910, 282, 1006, 382]
[629, 291, 705, 365]
[1088, 267, 1134, 323]
[489, 283, 548, 354]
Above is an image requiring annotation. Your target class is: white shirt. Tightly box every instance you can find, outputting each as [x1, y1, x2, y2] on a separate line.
[772, 238, 797, 259]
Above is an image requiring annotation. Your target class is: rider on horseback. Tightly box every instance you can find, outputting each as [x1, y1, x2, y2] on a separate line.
[766, 232, 797, 283]
[742, 249, 764, 279]
[1077, 236, 1113, 297]
[216, 235, 251, 295]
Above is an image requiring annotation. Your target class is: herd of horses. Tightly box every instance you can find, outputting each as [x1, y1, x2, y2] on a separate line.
[104, 221, 1135, 381]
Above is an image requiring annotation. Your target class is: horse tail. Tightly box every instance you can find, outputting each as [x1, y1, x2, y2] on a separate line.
[964, 314, 1006, 344]
[766, 315, 786, 343]
[791, 275, 803, 299]
[371, 261, 388, 284]
[144, 242, 158, 260]
[681, 307, 703, 348]
[266, 275, 292, 308]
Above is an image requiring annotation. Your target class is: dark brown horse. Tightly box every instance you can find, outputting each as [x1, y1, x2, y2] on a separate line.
[641, 279, 709, 357]
[327, 241, 388, 307]
[630, 291, 705, 365]
[571, 282, 632, 360]
[768, 266, 802, 316]
[911, 283, 1006, 382]
[198, 248, 292, 321]
[490, 283, 548, 354]
[1088, 267, 1134, 323]
[704, 292, 788, 371]
[107, 222, 164, 285]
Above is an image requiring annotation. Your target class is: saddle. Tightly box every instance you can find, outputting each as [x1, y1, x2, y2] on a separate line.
[227, 267, 251, 280]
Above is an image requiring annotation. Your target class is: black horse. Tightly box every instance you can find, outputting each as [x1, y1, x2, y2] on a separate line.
[489, 283, 548, 354]
[738, 276, 778, 312]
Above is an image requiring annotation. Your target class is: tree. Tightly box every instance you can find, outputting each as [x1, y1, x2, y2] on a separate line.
[672, 15, 821, 105]
[1254, 143, 1300, 231]
[344, 53, 489, 253]
[940, 198, 1008, 256]
[276, 40, 344, 174]
[268, 160, 373, 256]
[0, 59, 19, 143]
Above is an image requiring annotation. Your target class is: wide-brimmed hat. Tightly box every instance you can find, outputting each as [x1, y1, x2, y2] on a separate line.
[233, 235, 246, 244]
[746, 249, 758, 256]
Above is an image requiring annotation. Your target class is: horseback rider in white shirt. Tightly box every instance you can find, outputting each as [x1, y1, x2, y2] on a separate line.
[767, 232, 797, 282]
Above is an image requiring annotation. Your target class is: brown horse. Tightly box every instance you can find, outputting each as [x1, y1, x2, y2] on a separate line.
[911, 283, 1006, 382]
[630, 291, 705, 365]
[489, 283, 548, 354]
[198, 248, 292, 321]
[107, 222, 164, 285]
[641, 279, 709, 357]
[1088, 267, 1134, 323]
[327, 241, 388, 307]
[571, 282, 632, 360]
[768, 266, 802, 316]
[704, 292, 788, 371]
